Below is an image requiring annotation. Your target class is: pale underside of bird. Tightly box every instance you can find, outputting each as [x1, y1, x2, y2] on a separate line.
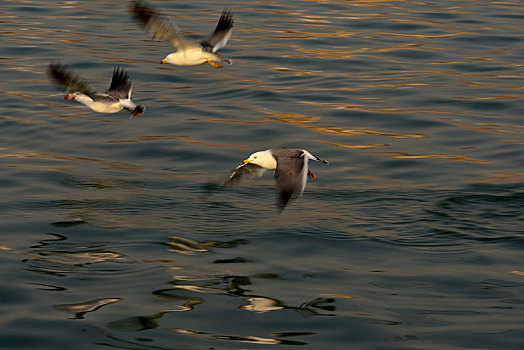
[131, 0, 233, 68]
[224, 148, 329, 211]
[48, 63, 145, 117]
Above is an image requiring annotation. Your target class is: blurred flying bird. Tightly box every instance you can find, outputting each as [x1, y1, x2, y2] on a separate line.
[48, 62, 145, 117]
[131, 0, 233, 68]
[224, 148, 328, 212]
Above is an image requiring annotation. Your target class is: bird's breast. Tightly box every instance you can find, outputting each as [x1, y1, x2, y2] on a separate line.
[90, 101, 123, 114]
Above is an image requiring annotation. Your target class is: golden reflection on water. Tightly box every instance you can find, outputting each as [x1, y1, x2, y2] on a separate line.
[321, 293, 355, 299]
[299, 100, 445, 115]
[106, 135, 250, 149]
[0, 148, 142, 172]
[0, 116, 44, 124]
[454, 121, 524, 134]
[306, 125, 425, 139]
[188, 117, 264, 125]
[165, 236, 210, 255]
[317, 140, 389, 149]
[246, 106, 429, 139]
[370, 151, 490, 163]
[470, 172, 524, 184]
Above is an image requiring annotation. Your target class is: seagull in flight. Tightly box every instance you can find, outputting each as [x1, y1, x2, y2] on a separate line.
[131, 0, 234, 68]
[48, 62, 145, 117]
[224, 148, 329, 212]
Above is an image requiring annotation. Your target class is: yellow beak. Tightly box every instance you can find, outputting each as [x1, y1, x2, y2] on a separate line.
[241, 159, 250, 165]
[64, 93, 75, 100]
[160, 59, 166, 64]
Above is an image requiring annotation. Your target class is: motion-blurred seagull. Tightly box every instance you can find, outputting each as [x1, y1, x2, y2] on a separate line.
[131, 0, 233, 68]
[224, 148, 328, 211]
[48, 62, 145, 117]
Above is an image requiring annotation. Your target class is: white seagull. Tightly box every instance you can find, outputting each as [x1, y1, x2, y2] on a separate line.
[131, 0, 233, 68]
[48, 63, 145, 117]
[225, 148, 329, 211]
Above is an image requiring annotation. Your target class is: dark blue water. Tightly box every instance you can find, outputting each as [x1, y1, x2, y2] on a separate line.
[1, 0, 523, 349]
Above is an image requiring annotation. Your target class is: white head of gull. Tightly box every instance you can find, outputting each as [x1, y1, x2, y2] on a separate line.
[48, 63, 145, 117]
[225, 148, 329, 212]
[131, 0, 233, 68]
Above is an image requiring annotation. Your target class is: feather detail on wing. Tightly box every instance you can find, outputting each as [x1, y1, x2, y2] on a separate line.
[273, 149, 307, 211]
[201, 8, 233, 53]
[48, 62, 97, 98]
[107, 68, 132, 100]
[131, 0, 198, 50]
[224, 163, 267, 187]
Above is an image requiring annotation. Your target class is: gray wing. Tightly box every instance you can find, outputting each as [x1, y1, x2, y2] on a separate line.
[48, 62, 97, 98]
[107, 67, 132, 100]
[92, 93, 119, 103]
[273, 149, 307, 211]
[131, 0, 198, 50]
[224, 163, 266, 187]
[200, 8, 233, 53]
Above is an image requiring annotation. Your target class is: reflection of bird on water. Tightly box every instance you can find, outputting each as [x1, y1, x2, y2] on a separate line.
[131, 0, 233, 68]
[54, 298, 121, 319]
[240, 296, 336, 316]
[48, 63, 145, 117]
[224, 148, 328, 211]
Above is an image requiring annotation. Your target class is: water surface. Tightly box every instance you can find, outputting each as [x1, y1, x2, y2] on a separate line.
[0, 0, 523, 349]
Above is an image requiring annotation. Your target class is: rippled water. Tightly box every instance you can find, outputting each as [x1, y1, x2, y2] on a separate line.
[1, 0, 523, 349]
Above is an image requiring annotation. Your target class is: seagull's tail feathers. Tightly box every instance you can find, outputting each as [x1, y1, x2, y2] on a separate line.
[131, 105, 145, 116]
[213, 53, 233, 65]
[312, 154, 329, 165]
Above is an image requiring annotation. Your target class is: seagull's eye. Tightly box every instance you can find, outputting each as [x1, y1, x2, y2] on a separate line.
[254, 156, 257, 159]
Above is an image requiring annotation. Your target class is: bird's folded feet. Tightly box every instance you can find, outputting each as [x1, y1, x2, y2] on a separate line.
[206, 58, 223, 68]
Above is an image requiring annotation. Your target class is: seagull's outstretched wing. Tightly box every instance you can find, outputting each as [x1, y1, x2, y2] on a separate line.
[131, 0, 198, 50]
[201, 9, 233, 53]
[107, 67, 144, 116]
[272, 149, 308, 211]
[224, 163, 267, 187]
[48, 62, 97, 98]
[107, 68, 132, 100]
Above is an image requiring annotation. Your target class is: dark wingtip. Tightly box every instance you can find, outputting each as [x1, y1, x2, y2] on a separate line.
[276, 192, 292, 213]
[47, 61, 68, 83]
[130, 0, 156, 26]
[220, 8, 234, 27]
[112, 66, 130, 83]
[48, 61, 61, 74]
